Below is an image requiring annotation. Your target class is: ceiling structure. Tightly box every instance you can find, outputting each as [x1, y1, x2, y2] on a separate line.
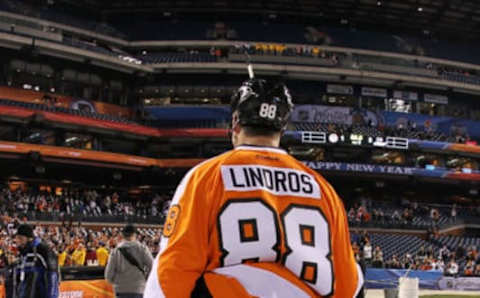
[50, 0, 480, 40]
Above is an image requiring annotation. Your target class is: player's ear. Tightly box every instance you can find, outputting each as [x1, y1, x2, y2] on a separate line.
[231, 112, 241, 133]
[232, 122, 241, 134]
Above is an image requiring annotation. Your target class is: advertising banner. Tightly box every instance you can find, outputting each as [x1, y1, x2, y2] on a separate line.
[424, 94, 448, 104]
[361, 87, 387, 98]
[326, 84, 354, 95]
[291, 105, 383, 126]
[437, 276, 480, 291]
[0, 87, 131, 118]
[393, 90, 418, 101]
[59, 280, 114, 297]
[0, 280, 114, 298]
[365, 268, 443, 289]
[305, 161, 417, 175]
[303, 161, 480, 181]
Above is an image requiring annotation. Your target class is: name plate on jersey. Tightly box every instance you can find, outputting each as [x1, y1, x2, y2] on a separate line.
[221, 165, 321, 199]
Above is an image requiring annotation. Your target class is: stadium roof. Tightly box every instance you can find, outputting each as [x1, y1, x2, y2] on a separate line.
[54, 0, 480, 40]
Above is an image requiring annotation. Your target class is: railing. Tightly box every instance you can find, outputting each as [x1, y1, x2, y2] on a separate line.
[25, 211, 165, 225]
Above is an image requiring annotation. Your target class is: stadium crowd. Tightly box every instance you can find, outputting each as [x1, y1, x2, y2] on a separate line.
[0, 187, 170, 223]
[0, 214, 162, 270]
[352, 230, 480, 277]
[0, 187, 478, 279]
[346, 195, 480, 229]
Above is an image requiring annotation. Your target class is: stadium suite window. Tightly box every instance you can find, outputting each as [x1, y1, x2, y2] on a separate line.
[385, 98, 411, 113]
[361, 97, 384, 110]
[417, 102, 445, 117]
[321, 94, 358, 107]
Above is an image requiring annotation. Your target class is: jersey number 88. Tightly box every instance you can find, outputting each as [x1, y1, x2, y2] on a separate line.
[217, 199, 333, 296]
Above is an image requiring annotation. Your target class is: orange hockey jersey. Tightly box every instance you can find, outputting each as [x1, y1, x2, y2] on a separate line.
[144, 145, 363, 298]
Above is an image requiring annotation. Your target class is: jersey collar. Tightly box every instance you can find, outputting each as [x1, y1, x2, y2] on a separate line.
[235, 144, 287, 155]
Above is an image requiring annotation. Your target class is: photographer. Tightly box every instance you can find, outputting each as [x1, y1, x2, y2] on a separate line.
[8, 224, 59, 298]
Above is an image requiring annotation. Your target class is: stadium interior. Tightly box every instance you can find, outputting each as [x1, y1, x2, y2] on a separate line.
[1, 0, 480, 296]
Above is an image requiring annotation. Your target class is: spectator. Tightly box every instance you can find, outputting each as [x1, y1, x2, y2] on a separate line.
[363, 239, 373, 265]
[467, 245, 478, 262]
[96, 241, 109, 267]
[451, 204, 457, 222]
[474, 264, 480, 276]
[435, 259, 445, 272]
[72, 243, 86, 266]
[372, 246, 384, 268]
[439, 245, 450, 262]
[446, 260, 459, 276]
[420, 258, 433, 271]
[402, 253, 414, 269]
[348, 207, 356, 222]
[387, 254, 402, 269]
[417, 246, 427, 261]
[58, 245, 68, 267]
[85, 242, 98, 266]
[105, 224, 153, 298]
[464, 260, 475, 276]
[391, 210, 401, 221]
[8, 224, 59, 298]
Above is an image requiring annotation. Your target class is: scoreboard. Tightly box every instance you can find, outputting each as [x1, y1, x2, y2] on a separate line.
[300, 131, 409, 150]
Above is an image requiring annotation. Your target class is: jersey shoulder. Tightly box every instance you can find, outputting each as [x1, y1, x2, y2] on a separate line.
[189, 149, 238, 181]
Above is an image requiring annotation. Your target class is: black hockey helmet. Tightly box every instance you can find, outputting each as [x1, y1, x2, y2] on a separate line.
[231, 79, 293, 131]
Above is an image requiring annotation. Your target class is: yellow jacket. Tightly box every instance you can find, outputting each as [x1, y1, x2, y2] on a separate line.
[71, 248, 86, 266]
[58, 251, 68, 267]
[96, 247, 109, 266]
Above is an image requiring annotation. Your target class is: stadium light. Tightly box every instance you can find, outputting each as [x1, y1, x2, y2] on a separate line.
[377, 1, 382, 6]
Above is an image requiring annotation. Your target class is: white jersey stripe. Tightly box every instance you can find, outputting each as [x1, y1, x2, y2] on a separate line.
[353, 263, 364, 298]
[144, 254, 163, 297]
[213, 264, 310, 298]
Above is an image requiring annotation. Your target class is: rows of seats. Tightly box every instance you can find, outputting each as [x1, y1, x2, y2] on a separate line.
[435, 235, 480, 251]
[368, 234, 428, 260]
[2, 1, 480, 85]
[142, 53, 218, 64]
[411, 216, 449, 228]
[62, 37, 117, 57]
[0, 0, 125, 38]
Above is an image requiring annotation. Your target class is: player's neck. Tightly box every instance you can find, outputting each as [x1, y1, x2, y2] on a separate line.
[235, 132, 280, 148]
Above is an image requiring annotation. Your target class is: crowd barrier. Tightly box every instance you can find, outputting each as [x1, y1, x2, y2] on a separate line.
[0, 280, 114, 298]
[366, 268, 480, 291]
[0, 269, 479, 296]
[437, 276, 480, 291]
[366, 268, 442, 289]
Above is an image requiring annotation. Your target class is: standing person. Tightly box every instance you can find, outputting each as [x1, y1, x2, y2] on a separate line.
[144, 79, 363, 297]
[11, 224, 59, 298]
[96, 241, 109, 267]
[363, 239, 373, 266]
[105, 224, 153, 298]
[85, 242, 98, 266]
[71, 243, 86, 266]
